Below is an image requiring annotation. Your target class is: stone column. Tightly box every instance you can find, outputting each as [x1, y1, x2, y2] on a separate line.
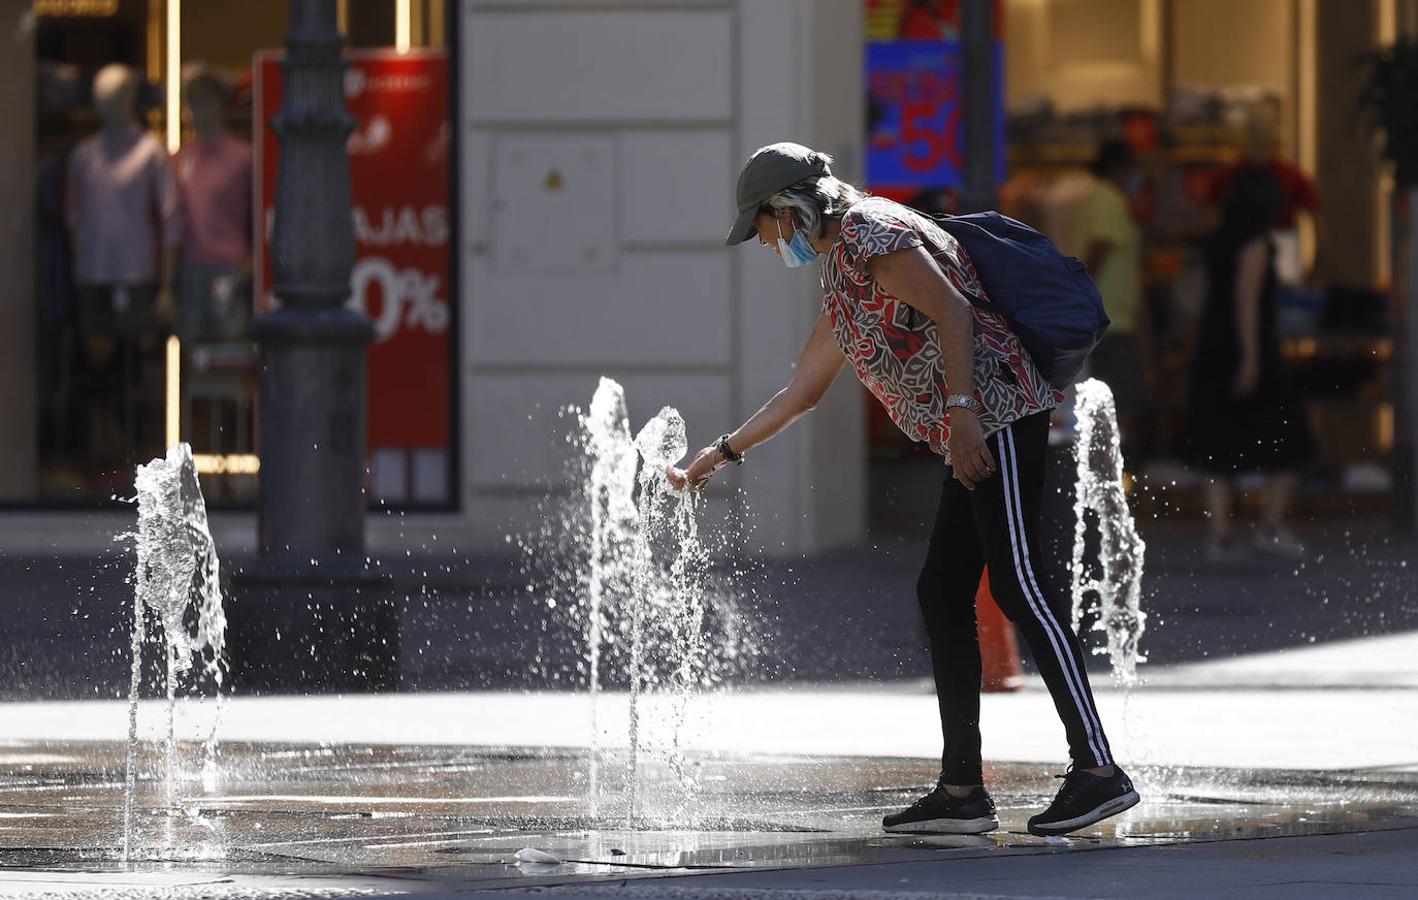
[1315, 0, 1379, 288]
[230, 0, 396, 693]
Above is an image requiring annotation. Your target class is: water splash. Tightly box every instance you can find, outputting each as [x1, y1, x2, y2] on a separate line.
[665, 486, 708, 796]
[580, 378, 638, 814]
[124, 443, 227, 862]
[625, 406, 689, 825]
[511, 384, 761, 826]
[1070, 378, 1147, 683]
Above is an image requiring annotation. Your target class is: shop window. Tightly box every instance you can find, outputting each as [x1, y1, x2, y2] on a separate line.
[29, 1, 455, 509]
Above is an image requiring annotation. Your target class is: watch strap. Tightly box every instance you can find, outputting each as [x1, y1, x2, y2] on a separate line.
[946, 394, 984, 417]
[715, 434, 744, 465]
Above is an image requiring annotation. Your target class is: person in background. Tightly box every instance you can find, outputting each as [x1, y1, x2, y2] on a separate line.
[1070, 139, 1151, 454]
[174, 67, 253, 344]
[1206, 100, 1320, 286]
[66, 63, 180, 472]
[1183, 168, 1315, 561]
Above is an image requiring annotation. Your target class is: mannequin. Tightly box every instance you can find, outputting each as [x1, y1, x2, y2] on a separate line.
[1207, 100, 1322, 286]
[65, 64, 179, 470]
[174, 67, 252, 342]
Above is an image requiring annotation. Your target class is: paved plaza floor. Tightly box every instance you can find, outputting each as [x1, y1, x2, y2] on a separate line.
[0, 639, 1415, 899]
[0, 737, 1413, 898]
[0, 521, 1414, 895]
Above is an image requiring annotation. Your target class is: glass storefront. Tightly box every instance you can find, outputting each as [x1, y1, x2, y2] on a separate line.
[25, 0, 453, 509]
[864, 0, 1398, 529]
[14, 0, 1403, 526]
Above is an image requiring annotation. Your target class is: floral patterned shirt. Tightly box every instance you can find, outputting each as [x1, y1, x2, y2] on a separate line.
[820, 197, 1059, 463]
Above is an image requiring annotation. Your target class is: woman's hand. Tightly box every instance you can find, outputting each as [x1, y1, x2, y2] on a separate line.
[1234, 356, 1260, 396]
[947, 410, 995, 491]
[667, 445, 724, 492]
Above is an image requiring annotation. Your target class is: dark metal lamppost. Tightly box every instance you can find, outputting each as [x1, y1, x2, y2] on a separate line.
[960, 0, 998, 214]
[230, 0, 397, 693]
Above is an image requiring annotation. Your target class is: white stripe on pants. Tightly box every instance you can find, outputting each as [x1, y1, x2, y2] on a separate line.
[997, 426, 1112, 766]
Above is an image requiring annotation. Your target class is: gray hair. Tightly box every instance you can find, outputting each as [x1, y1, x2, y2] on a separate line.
[764, 165, 867, 242]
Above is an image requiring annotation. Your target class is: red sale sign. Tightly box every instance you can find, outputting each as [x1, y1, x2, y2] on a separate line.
[254, 49, 451, 503]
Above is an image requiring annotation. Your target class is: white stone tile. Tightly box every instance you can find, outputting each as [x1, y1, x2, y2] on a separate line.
[466, 371, 733, 490]
[620, 131, 736, 245]
[464, 10, 732, 122]
[466, 252, 732, 366]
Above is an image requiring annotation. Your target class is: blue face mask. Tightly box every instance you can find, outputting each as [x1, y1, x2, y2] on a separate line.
[777, 217, 820, 268]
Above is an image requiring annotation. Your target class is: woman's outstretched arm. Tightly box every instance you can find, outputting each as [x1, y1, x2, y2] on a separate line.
[671, 313, 844, 490]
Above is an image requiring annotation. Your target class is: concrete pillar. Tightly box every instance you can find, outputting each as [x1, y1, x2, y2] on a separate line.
[807, 0, 868, 549]
[737, 0, 866, 553]
[0, 0, 36, 500]
[1400, 0, 1418, 36]
[1315, 0, 1380, 287]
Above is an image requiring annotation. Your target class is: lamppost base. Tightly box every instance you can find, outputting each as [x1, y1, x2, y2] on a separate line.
[228, 559, 398, 695]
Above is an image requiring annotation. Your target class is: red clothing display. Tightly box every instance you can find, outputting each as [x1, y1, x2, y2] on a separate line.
[1204, 158, 1320, 229]
[175, 133, 253, 267]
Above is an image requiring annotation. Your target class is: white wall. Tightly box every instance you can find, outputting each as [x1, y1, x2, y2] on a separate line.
[456, 0, 866, 555]
[1170, 0, 1293, 98]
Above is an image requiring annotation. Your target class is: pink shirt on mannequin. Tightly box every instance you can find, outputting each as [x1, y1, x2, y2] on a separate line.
[66, 123, 180, 285]
[174, 132, 253, 267]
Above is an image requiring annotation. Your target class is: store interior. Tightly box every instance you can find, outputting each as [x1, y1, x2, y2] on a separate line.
[24, 0, 447, 507]
[8, 0, 1411, 531]
[866, 0, 1403, 531]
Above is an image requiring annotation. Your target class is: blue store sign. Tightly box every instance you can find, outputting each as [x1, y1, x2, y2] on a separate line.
[866, 40, 1003, 191]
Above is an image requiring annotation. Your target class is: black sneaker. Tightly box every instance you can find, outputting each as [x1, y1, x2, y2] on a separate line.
[882, 781, 999, 834]
[1027, 766, 1140, 836]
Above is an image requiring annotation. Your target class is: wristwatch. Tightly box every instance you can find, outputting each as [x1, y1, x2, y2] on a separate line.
[946, 394, 984, 417]
[715, 434, 745, 465]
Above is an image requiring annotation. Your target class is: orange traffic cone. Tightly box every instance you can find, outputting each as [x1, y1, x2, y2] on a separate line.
[978, 568, 1022, 692]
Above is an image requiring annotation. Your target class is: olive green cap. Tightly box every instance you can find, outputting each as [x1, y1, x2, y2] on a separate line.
[725, 142, 832, 246]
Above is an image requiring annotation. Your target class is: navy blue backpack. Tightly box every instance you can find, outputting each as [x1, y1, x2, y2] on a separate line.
[936, 212, 1109, 389]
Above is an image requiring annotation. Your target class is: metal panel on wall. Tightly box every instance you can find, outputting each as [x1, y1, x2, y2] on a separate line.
[492, 135, 617, 275]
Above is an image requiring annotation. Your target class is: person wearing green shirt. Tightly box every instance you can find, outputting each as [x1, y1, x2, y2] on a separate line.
[1071, 140, 1151, 451]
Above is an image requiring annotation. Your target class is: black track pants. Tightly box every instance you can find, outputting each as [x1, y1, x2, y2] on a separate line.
[917, 410, 1114, 784]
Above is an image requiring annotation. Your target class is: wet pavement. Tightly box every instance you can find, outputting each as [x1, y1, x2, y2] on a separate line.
[0, 739, 1414, 896]
[1, 515, 1414, 896]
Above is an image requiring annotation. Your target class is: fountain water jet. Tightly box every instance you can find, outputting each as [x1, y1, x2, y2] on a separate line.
[580, 378, 638, 814]
[665, 486, 708, 798]
[1069, 378, 1147, 683]
[559, 381, 746, 827]
[625, 406, 690, 825]
[124, 443, 227, 862]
